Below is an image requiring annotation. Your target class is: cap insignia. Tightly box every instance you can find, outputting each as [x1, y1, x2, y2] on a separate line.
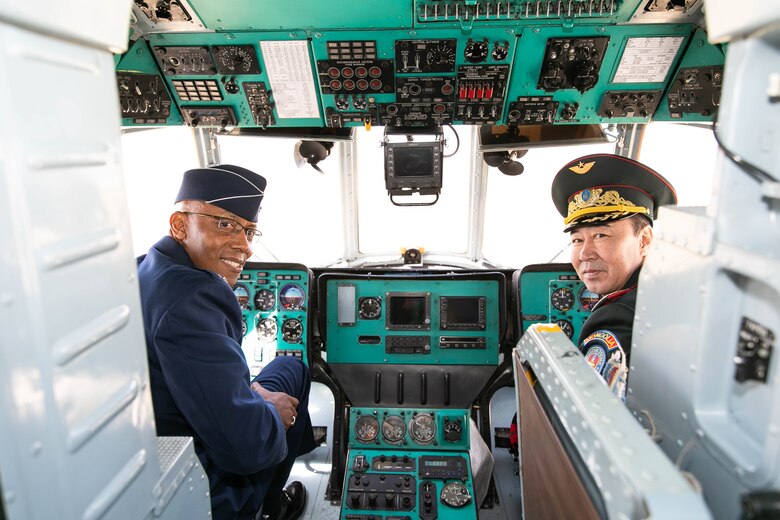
[569, 161, 596, 175]
[566, 188, 646, 224]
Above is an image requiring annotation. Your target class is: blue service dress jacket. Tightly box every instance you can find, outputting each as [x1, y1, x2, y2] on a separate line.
[577, 267, 640, 400]
[137, 236, 313, 519]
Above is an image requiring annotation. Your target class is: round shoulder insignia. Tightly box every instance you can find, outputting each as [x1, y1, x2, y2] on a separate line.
[582, 329, 623, 375]
[584, 345, 607, 373]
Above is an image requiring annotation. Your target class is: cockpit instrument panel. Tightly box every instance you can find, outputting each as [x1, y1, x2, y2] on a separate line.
[118, 2, 724, 128]
[322, 274, 503, 365]
[515, 264, 594, 343]
[233, 262, 312, 376]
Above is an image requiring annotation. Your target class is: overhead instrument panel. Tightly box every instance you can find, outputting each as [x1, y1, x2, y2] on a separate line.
[232, 262, 312, 376]
[413, 0, 636, 24]
[117, 73, 172, 124]
[514, 264, 594, 343]
[117, 1, 722, 128]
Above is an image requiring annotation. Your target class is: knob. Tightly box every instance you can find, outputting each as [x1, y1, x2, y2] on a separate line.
[351, 494, 361, 507]
[385, 493, 394, 505]
[368, 493, 377, 506]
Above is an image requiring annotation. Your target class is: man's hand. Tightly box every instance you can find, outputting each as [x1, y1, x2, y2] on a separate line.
[251, 382, 299, 430]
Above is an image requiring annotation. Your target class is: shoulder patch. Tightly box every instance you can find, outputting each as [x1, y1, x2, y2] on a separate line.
[584, 345, 607, 373]
[581, 329, 623, 375]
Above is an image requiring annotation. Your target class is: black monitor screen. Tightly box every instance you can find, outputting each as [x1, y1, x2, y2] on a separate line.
[441, 296, 485, 330]
[389, 296, 428, 325]
[393, 146, 434, 177]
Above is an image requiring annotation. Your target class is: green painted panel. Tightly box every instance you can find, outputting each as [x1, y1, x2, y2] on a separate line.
[147, 32, 324, 128]
[518, 266, 593, 344]
[116, 39, 183, 125]
[655, 27, 726, 122]
[325, 278, 501, 365]
[188, 0, 414, 31]
[236, 263, 312, 376]
[343, 448, 477, 519]
[348, 407, 470, 450]
[412, 0, 642, 29]
[505, 23, 693, 124]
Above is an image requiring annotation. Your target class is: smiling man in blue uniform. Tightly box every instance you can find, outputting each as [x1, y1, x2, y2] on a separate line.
[551, 154, 677, 400]
[137, 164, 315, 520]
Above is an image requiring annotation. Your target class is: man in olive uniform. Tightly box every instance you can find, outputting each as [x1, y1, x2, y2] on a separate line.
[551, 154, 677, 399]
[137, 164, 315, 520]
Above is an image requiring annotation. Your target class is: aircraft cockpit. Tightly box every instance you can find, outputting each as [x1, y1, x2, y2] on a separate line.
[2, 1, 780, 520]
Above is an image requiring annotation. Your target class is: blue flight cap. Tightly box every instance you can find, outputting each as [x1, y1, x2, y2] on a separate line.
[175, 164, 267, 222]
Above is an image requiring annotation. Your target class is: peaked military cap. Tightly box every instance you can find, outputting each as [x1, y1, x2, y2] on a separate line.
[551, 154, 677, 232]
[175, 164, 267, 222]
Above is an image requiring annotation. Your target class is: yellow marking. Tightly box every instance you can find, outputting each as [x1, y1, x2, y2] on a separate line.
[564, 205, 649, 225]
[537, 324, 562, 333]
[568, 160, 596, 174]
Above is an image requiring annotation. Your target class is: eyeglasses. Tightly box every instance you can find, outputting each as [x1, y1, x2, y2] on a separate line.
[180, 211, 262, 243]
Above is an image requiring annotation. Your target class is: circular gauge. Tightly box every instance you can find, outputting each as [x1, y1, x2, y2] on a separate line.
[355, 415, 379, 443]
[426, 44, 455, 67]
[491, 43, 509, 61]
[279, 284, 305, 310]
[578, 286, 600, 311]
[254, 289, 276, 311]
[409, 414, 436, 445]
[214, 46, 256, 74]
[555, 319, 574, 339]
[241, 317, 248, 337]
[281, 318, 303, 343]
[358, 297, 381, 320]
[464, 39, 489, 63]
[440, 482, 472, 508]
[382, 415, 406, 444]
[443, 419, 462, 442]
[551, 287, 574, 311]
[232, 283, 250, 310]
[256, 317, 277, 342]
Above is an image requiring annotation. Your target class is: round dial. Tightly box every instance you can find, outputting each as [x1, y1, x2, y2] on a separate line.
[464, 39, 489, 63]
[551, 287, 574, 311]
[426, 44, 455, 67]
[440, 482, 472, 508]
[281, 318, 303, 343]
[578, 286, 600, 311]
[254, 289, 276, 311]
[256, 317, 277, 342]
[241, 317, 248, 337]
[555, 319, 574, 339]
[358, 297, 382, 320]
[279, 284, 305, 310]
[443, 419, 462, 442]
[232, 283, 250, 310]
[215, 46, 256, 73]
[491, 43, 509, 61]
[382, 415, 406, 444]
[355, 415, 379, 443]
[409, 414, 436, 445]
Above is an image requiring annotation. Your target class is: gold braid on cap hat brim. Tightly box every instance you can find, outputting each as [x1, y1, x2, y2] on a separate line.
[565, 188, 650, 225]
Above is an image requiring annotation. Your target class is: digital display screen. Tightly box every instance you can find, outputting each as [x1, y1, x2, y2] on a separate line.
[443, 297, 481, 324]
[424, 460, 448, 467]
[440, 296, 485, 330]
[389, 296, 428, 325]
[392, 146, 434, 177]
